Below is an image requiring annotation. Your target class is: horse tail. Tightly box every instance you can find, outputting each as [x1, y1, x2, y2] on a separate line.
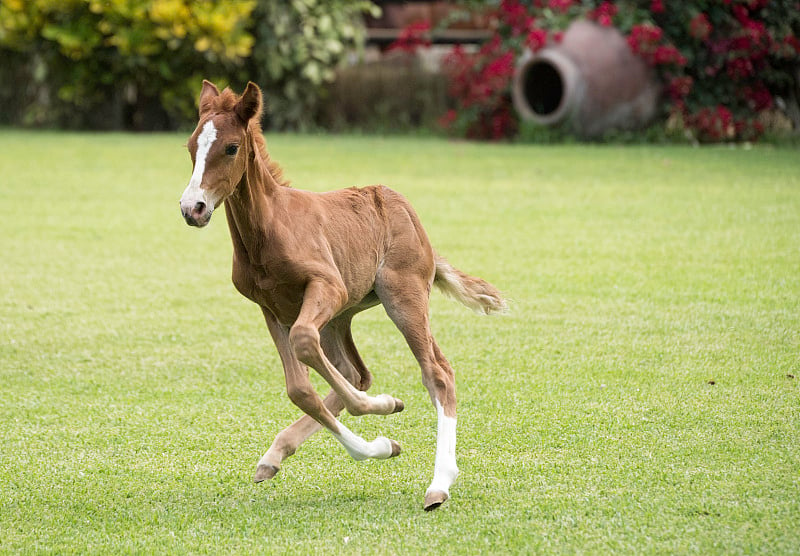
[433, 255, 508, 315]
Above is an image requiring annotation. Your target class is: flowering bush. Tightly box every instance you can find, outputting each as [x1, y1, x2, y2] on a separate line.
[441, 36, 519, 139]
[438, 0, 800, 142]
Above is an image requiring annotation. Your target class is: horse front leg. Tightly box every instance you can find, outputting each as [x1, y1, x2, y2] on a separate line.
[290, 280, 404, 417]
[255, 312, 375, 480]
[255, 308, 341, 480]
[254, 389, 342, 481]
[256, 309, 396, 474]
[289, 279, 403, 460]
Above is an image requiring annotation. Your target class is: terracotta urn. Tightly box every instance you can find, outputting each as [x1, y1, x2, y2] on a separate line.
[512, 20, 661, 138]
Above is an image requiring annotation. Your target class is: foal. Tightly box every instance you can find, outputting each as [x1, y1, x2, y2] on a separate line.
[179, 80, 506, 510]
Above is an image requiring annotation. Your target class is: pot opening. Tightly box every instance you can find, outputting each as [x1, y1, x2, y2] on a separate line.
[522, 60, 564, 116]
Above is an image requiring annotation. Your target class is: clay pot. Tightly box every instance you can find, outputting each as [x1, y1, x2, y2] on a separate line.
[512, 20, 661, 138]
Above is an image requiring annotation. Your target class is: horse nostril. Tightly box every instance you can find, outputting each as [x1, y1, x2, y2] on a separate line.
[193, 201, 206, 215]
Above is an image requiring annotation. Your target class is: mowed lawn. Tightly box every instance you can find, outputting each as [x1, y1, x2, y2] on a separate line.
[1, 129, 798, 554]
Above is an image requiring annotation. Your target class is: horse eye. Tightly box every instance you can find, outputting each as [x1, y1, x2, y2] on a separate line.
[225, 144, 239, 156]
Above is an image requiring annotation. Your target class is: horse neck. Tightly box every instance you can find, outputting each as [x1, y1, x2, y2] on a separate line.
[224, 127, 283, 263]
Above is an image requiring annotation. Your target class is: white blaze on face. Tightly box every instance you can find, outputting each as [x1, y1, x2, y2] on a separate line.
[181, 120, 219, 210]
[426, 398, 459, 496]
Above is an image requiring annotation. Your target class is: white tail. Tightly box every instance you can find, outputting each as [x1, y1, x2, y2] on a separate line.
[433, 256, 508, 315]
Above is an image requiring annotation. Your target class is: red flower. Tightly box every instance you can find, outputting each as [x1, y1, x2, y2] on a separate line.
[653, 45, 687, 66]
[548, 0, 574, 14]
[650, 0, 665, 14]
[498, 0, 535, 36]
[713, 106, 733, 135]
[726, 56, 754, 79]
[785, 35, 800, 54]
[626, 23, 685, 67]
[589, 1, 618, 26]
[689, 13, 712, 41]
[732, 5, 750, 24]
[730, 35, 752, 51]
[526, 28, 548, 52]
[667, 76, 693, 100]
[627, 24, 664, 56]
[733, 118, 764, 141]
[484, 50, 515, 80]
[689, 105, 736, 142]
[741, 83, 773, 111]
[388, 21, 431, 53]
[742, 18, 768, 52]
[490, 107, 516, 140]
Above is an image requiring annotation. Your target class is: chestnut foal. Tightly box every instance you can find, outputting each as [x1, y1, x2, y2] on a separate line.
[179, 80, 506, 510]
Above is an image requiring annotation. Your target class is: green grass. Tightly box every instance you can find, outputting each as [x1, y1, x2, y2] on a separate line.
[1, 130, 798, 554]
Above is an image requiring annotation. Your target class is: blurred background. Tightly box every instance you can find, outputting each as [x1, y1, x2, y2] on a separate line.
[0, 0, 798, 143]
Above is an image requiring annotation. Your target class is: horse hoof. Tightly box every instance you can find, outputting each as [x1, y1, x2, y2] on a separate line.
[392, 398, 405, 413]
[254, 463, 279, 482]
[389, 439, 402, 458]
[423, 490, 448, 511]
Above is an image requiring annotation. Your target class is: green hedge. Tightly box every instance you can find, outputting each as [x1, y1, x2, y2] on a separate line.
[0, 0, 376, 130]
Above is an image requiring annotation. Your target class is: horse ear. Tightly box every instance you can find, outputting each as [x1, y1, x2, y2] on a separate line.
[235, 81, 262, 124]
[199, 80, 220, 116]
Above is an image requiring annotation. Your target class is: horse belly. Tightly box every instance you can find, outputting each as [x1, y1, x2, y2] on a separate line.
[332, 245, 382, 310]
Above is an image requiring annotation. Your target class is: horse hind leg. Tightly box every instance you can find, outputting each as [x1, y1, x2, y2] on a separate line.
[375, 271, 459, 511]
[423, 341, 458, 510]
[323, 316, 375, 395]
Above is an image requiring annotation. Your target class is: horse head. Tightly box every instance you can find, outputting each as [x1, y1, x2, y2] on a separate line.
[179, 80, 262, 227]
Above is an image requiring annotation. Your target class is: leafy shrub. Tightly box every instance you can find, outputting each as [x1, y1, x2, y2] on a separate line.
[440, 0, 800, 142]
[248, 0, 377, 130]
[0, 0, 376, 130]
[0, 0, 254, 129]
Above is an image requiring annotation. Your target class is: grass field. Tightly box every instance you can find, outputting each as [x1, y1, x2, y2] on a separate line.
[1, 130, 799, 554]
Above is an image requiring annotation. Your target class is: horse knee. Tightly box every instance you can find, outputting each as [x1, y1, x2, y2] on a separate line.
[286, 382, 316, 411]
[290, 324, 319, 364]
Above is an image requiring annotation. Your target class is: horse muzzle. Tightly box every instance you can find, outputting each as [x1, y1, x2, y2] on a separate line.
[180, 199, 213, 227]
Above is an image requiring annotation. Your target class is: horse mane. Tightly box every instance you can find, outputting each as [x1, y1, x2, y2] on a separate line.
[248, 121, 290, 188]
[211, 87, 290, 189]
